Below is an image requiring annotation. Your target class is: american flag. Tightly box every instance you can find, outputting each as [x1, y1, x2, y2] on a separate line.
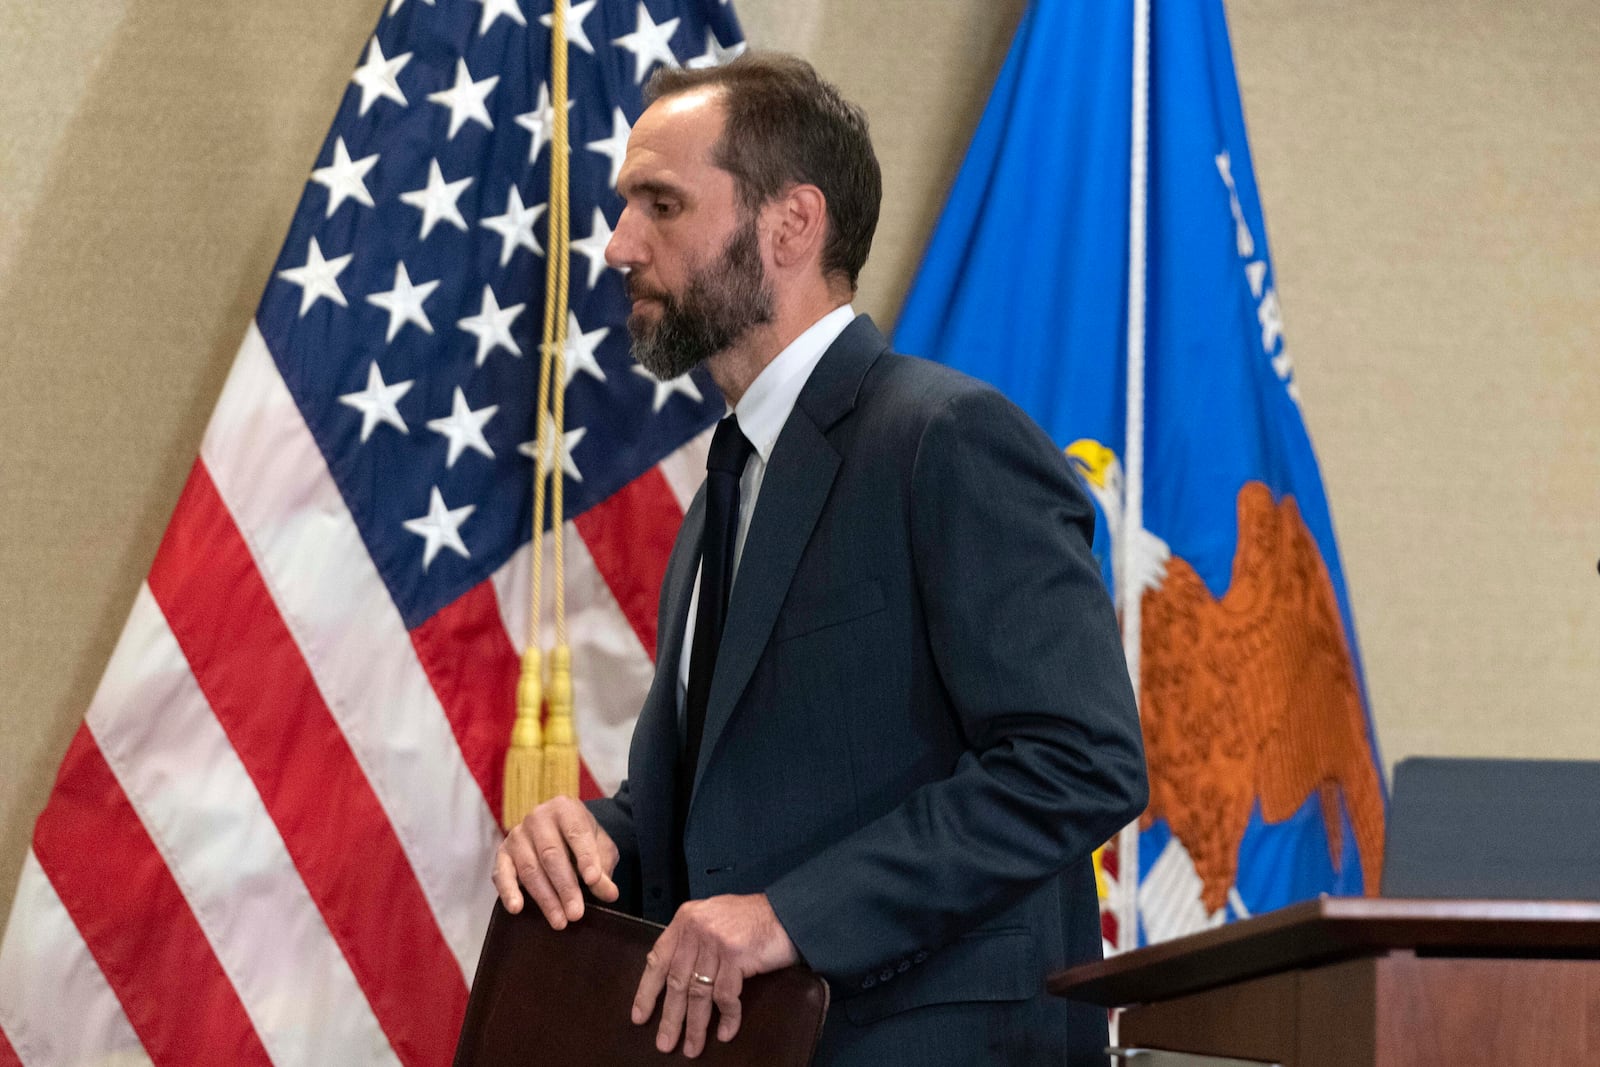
[0, 1, 744, 1062]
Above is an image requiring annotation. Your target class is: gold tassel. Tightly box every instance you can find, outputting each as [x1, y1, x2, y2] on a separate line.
[504, 0, 579, 827]
[541, 644, 580, 801]
[502, 647, 545, 831]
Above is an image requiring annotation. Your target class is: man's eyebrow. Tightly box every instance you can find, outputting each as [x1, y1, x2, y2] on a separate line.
[620, 178, 687, 201]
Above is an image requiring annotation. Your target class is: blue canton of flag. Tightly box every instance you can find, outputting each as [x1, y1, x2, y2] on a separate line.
[264, 0, 741, 628]
[895, 0, 1386, 951]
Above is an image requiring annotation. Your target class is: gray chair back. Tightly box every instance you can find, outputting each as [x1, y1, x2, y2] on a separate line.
[1382, 756, 1600, 900]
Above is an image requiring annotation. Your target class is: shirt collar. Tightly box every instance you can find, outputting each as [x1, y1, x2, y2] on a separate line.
[732, 304, 856, 463]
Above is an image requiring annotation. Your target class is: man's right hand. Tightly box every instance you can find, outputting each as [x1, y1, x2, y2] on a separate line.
[492, 795, 620, 928]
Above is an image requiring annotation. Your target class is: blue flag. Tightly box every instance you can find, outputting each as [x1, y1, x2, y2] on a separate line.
[895, 0, 1386, 947]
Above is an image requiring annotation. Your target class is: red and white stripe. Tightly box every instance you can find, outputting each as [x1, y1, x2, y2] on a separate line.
[0, 324, 697, 1063]
[0, 852, 152, 1065]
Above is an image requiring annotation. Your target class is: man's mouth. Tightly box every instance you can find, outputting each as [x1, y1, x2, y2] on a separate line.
[626, 279, 667, 305]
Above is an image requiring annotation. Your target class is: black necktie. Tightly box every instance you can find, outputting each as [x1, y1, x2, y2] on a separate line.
[683, 414, 754, 777]
[673, 416, 752, 903]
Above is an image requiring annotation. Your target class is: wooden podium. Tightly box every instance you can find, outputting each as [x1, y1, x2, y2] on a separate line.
[1049, 898, 1600, 1066]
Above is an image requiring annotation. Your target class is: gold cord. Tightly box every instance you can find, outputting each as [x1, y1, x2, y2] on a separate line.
[504, 0, 579, 827]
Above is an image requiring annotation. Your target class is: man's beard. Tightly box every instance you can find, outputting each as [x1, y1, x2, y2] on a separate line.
[627, 217, 775, 381]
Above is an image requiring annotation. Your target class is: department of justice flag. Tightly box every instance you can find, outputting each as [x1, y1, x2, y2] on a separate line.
[895, 0, 1387, 948]
[0, 1, 743, 1062]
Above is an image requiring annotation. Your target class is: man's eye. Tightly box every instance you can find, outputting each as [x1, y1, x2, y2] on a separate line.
[653, 201, 677, 217]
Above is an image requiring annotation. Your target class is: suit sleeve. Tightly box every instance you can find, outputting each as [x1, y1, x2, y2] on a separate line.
[764, 387, 1148, 982]
[587, 783, 643, 915]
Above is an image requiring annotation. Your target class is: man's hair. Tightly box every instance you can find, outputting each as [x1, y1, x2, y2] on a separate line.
[645, 53, 882, 292]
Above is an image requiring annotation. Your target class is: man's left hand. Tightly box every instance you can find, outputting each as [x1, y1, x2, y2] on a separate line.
[632, 892, 798, 1058]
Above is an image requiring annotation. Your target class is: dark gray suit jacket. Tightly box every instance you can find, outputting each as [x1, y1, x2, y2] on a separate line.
[590, 316, 1147, 1066]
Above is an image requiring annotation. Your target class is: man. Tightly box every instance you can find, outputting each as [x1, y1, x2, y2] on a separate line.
[493, 53, 1147, 1066]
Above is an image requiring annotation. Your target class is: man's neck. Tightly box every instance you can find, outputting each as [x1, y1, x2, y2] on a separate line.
[708, 289, 850, 406]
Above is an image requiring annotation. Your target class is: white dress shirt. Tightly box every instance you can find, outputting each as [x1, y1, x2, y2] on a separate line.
[676, 304, 857, 722]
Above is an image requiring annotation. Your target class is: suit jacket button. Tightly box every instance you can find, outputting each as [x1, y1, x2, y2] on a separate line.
[897, 960, 910, 973]
[861, 975, 876, 990]
[912, 951, 928, 964]
[879, 968, 895, 983]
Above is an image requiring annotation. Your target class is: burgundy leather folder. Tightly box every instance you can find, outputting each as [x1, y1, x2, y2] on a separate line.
[453, 903, 830, 1066]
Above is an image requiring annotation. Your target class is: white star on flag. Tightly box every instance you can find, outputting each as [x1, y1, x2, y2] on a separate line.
[613, 2, 681, 85]
[277, 236, 352, 316]
[310, 137, 379, 218]
[399, 159, 473, 240]
[539, 0, 598, 56]
[632, 363, 704, 412]
[350, 38, 411, 116]
[387, 0, 435, 14]
[563, 311, 609, 384]
[427, 387, 499, 468]
[402, 486, 474, 571]
[457, 285, 525, 366]
[519, 425, 588, 483]
[570, 207, 614, 290]
[686, 28, 747, 69]
[481, 186, 547, 266]
[515, 82, 573, 165]
[586, 108, 631, 188]
[366, 262, 440, 342]
[427, 58, 499, 140]
[338, 361, 414, 442]
[472, 0, 527, 36]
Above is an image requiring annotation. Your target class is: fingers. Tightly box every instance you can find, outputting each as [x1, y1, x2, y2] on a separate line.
[631, 896, 784, 1053]
[595, 827, 622, 900]
[528, 811, 587, 923]
[713, 967, 744, 1045]
[492, 797, 616, 930]
[680, 943, 720, 1058]
[511, 827, 570, 930]
[558, 804, 619, 903]
[632, 924, 676, 1028]
[654, 927, 703, 1056]
[490, 847, 523, 913]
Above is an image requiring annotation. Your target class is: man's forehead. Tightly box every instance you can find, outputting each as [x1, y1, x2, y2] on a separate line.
[632, 89, 725, 161]
[650, 84, 725, 122]
[618, 88, 728, 194]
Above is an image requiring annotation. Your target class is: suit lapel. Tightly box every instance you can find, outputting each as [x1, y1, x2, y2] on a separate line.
[632, 485, 704, 904]
[691, 315, 888, 792]
[656, 488, 704, 697]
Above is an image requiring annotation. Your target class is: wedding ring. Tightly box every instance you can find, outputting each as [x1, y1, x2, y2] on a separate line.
[691, 971, 714, 986]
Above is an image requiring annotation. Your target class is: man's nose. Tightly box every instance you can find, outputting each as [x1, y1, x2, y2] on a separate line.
[605, 207, 642, 272]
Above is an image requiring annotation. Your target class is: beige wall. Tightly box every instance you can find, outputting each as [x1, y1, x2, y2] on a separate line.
[1225, 0, 1600, 765]
[1, 0, 1596, 924]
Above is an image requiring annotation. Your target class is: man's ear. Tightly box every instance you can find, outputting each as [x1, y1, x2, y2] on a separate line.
[765, 184, 829, 272]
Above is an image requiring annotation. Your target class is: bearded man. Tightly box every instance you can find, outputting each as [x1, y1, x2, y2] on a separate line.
[493, 53, 1147, 1067]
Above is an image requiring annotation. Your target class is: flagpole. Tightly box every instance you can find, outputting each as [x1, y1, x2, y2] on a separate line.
[1117, 0, 1152, 956]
